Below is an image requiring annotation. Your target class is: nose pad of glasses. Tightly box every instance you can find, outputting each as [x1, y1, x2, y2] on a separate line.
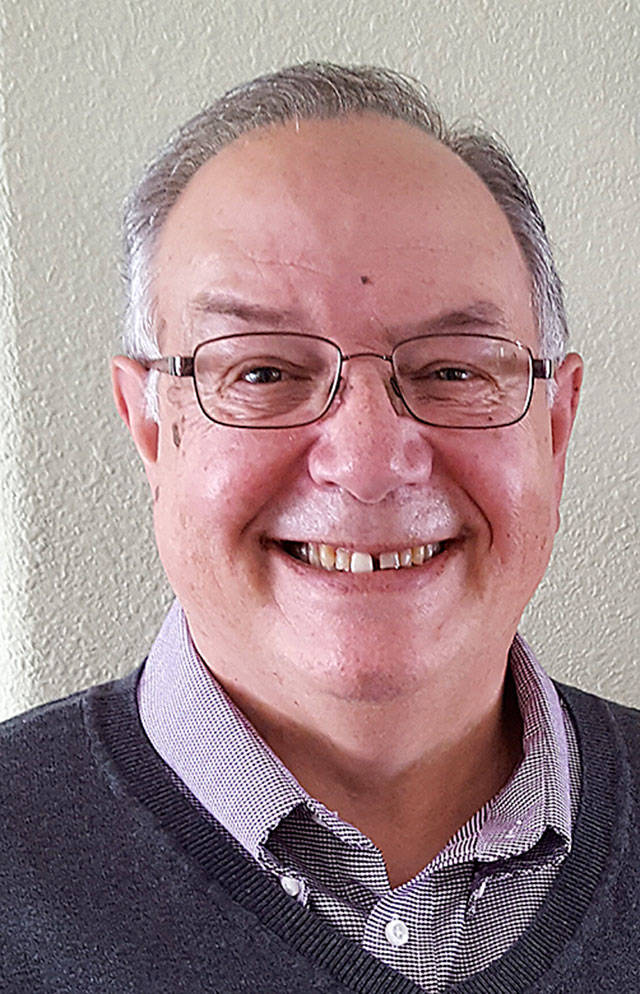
[385, 374, 411, 418]
[332, 364, 406, 420]
[390, 375, 402, 399]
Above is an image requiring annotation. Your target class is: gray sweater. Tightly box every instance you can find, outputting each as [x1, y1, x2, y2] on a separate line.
[1, 665, 639, 993]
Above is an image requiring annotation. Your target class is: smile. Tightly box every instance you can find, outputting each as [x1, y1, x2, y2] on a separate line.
[277, 540, 448, 573]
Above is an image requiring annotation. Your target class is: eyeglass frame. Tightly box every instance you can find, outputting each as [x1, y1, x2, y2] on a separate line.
[141, 331, 557, 430]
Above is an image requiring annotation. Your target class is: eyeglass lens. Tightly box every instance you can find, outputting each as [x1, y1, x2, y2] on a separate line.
[193, 332, 533, 428]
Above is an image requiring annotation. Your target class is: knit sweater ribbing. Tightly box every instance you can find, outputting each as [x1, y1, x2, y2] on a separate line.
[1, 665, 639, 993]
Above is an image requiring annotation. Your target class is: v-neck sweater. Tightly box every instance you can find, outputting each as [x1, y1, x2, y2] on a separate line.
[137, 602, 579, 991]
[1, 665, 639, 993]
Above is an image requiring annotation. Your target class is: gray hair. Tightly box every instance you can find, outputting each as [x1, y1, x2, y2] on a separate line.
[122, 61, 568, 419]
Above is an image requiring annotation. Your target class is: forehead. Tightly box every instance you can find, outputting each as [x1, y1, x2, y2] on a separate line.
[154, 114, 534, 348]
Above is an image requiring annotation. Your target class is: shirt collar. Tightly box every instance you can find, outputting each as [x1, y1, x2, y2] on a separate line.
[474, 633, 572, 861]
[137, 599, 311, 860]
[138, 602, 573, 868]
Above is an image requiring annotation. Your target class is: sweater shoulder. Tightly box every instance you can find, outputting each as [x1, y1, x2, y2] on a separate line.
[555, 679, 640, 783]
[0, 670, 140, 808]
[556, 679, 640, 731]
[1, 684, 90, 742]
[0, 669, 138, 745]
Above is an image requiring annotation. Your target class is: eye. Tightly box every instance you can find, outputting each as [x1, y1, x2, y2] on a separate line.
[431, 366, 475, 381]
[242, 366, 284, 384]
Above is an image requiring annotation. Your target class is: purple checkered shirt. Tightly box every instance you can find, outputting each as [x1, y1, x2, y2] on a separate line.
[138, 600, 580, 992]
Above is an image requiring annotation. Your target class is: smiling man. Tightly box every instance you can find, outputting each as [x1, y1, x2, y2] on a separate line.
[2, 63, 639, 994]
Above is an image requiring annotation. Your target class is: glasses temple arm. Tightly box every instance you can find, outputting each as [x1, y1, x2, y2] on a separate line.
[142, 356, 195, 377]
[532, 358, 556, 379]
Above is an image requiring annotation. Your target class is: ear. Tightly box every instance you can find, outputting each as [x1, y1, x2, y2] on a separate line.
[549, 352, 583, 505]
[111, 356, 159, 466]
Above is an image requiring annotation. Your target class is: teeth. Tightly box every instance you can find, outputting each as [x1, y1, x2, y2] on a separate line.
[350, 551, 374, 573]
[379, 551, 400, 570]
[319, 544, 336, 570]
[282, 540, 445, 573]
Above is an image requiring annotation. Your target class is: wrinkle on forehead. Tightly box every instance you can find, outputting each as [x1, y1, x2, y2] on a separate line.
[187, 256, 333, 300]
[155, 115, 536, 356]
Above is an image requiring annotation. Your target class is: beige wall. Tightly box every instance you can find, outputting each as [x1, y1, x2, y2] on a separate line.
[0, 0, 637, 720]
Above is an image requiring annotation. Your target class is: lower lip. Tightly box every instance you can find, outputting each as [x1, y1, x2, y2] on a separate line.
[267, 540, 457, 592]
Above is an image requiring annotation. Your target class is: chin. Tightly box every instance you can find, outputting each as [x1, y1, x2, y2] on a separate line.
[300, 645, 429, 706]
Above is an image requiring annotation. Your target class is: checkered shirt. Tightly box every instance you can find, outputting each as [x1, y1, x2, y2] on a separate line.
[138, 600, 580, 992]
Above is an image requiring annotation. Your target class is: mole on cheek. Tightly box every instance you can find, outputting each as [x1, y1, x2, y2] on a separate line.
[360, 275, 372, 285]
[172, 422, 182, 448]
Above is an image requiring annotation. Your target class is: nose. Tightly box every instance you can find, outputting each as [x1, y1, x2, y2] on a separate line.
[307, 359, 435, 504]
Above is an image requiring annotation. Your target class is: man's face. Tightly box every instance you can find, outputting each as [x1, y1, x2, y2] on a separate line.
[116, 114, 581, 707]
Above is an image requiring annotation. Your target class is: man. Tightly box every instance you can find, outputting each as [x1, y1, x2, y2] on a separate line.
[1, 62, 638, 993]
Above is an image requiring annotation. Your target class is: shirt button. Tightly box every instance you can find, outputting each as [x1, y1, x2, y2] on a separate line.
[385, 918, 409, 947]
[280, 875, 302, 898]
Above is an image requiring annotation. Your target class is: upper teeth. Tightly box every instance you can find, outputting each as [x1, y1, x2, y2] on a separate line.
[286, 541, 444, 573]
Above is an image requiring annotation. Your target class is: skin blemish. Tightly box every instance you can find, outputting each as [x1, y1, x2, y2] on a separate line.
[154, 486, 160, 504]
[360, 275, 372, 285]
[172, 422, 182, 448]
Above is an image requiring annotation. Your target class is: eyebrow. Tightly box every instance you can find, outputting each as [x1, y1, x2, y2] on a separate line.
[401, 301, 510, 336]
[189, 291, 303, 327]
[189, 291, 509, 336]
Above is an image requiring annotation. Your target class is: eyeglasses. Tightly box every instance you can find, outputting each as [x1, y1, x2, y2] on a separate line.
[143, 332, 556, 430]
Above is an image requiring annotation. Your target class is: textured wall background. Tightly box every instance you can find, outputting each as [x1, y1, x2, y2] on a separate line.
[0, 0, 637, 720]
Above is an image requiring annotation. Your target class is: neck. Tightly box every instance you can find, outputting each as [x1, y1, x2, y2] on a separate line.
[213, 653, 524, 888]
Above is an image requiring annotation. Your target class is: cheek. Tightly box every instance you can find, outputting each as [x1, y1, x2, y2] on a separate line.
[155, 421, 302, 547]
[491, 469, 556, 566]
[151, 453, 249, 620]
[455, 426, 557, 558]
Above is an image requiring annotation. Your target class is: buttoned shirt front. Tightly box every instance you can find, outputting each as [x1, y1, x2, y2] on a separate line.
[138, 600, 581, 992]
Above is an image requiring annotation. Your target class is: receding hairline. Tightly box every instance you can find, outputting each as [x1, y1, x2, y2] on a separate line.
[154, 109, 450, 220]
[154, 109, 520, 262]
[123, 61, 569, 425]
[151, 110, 531, 325]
